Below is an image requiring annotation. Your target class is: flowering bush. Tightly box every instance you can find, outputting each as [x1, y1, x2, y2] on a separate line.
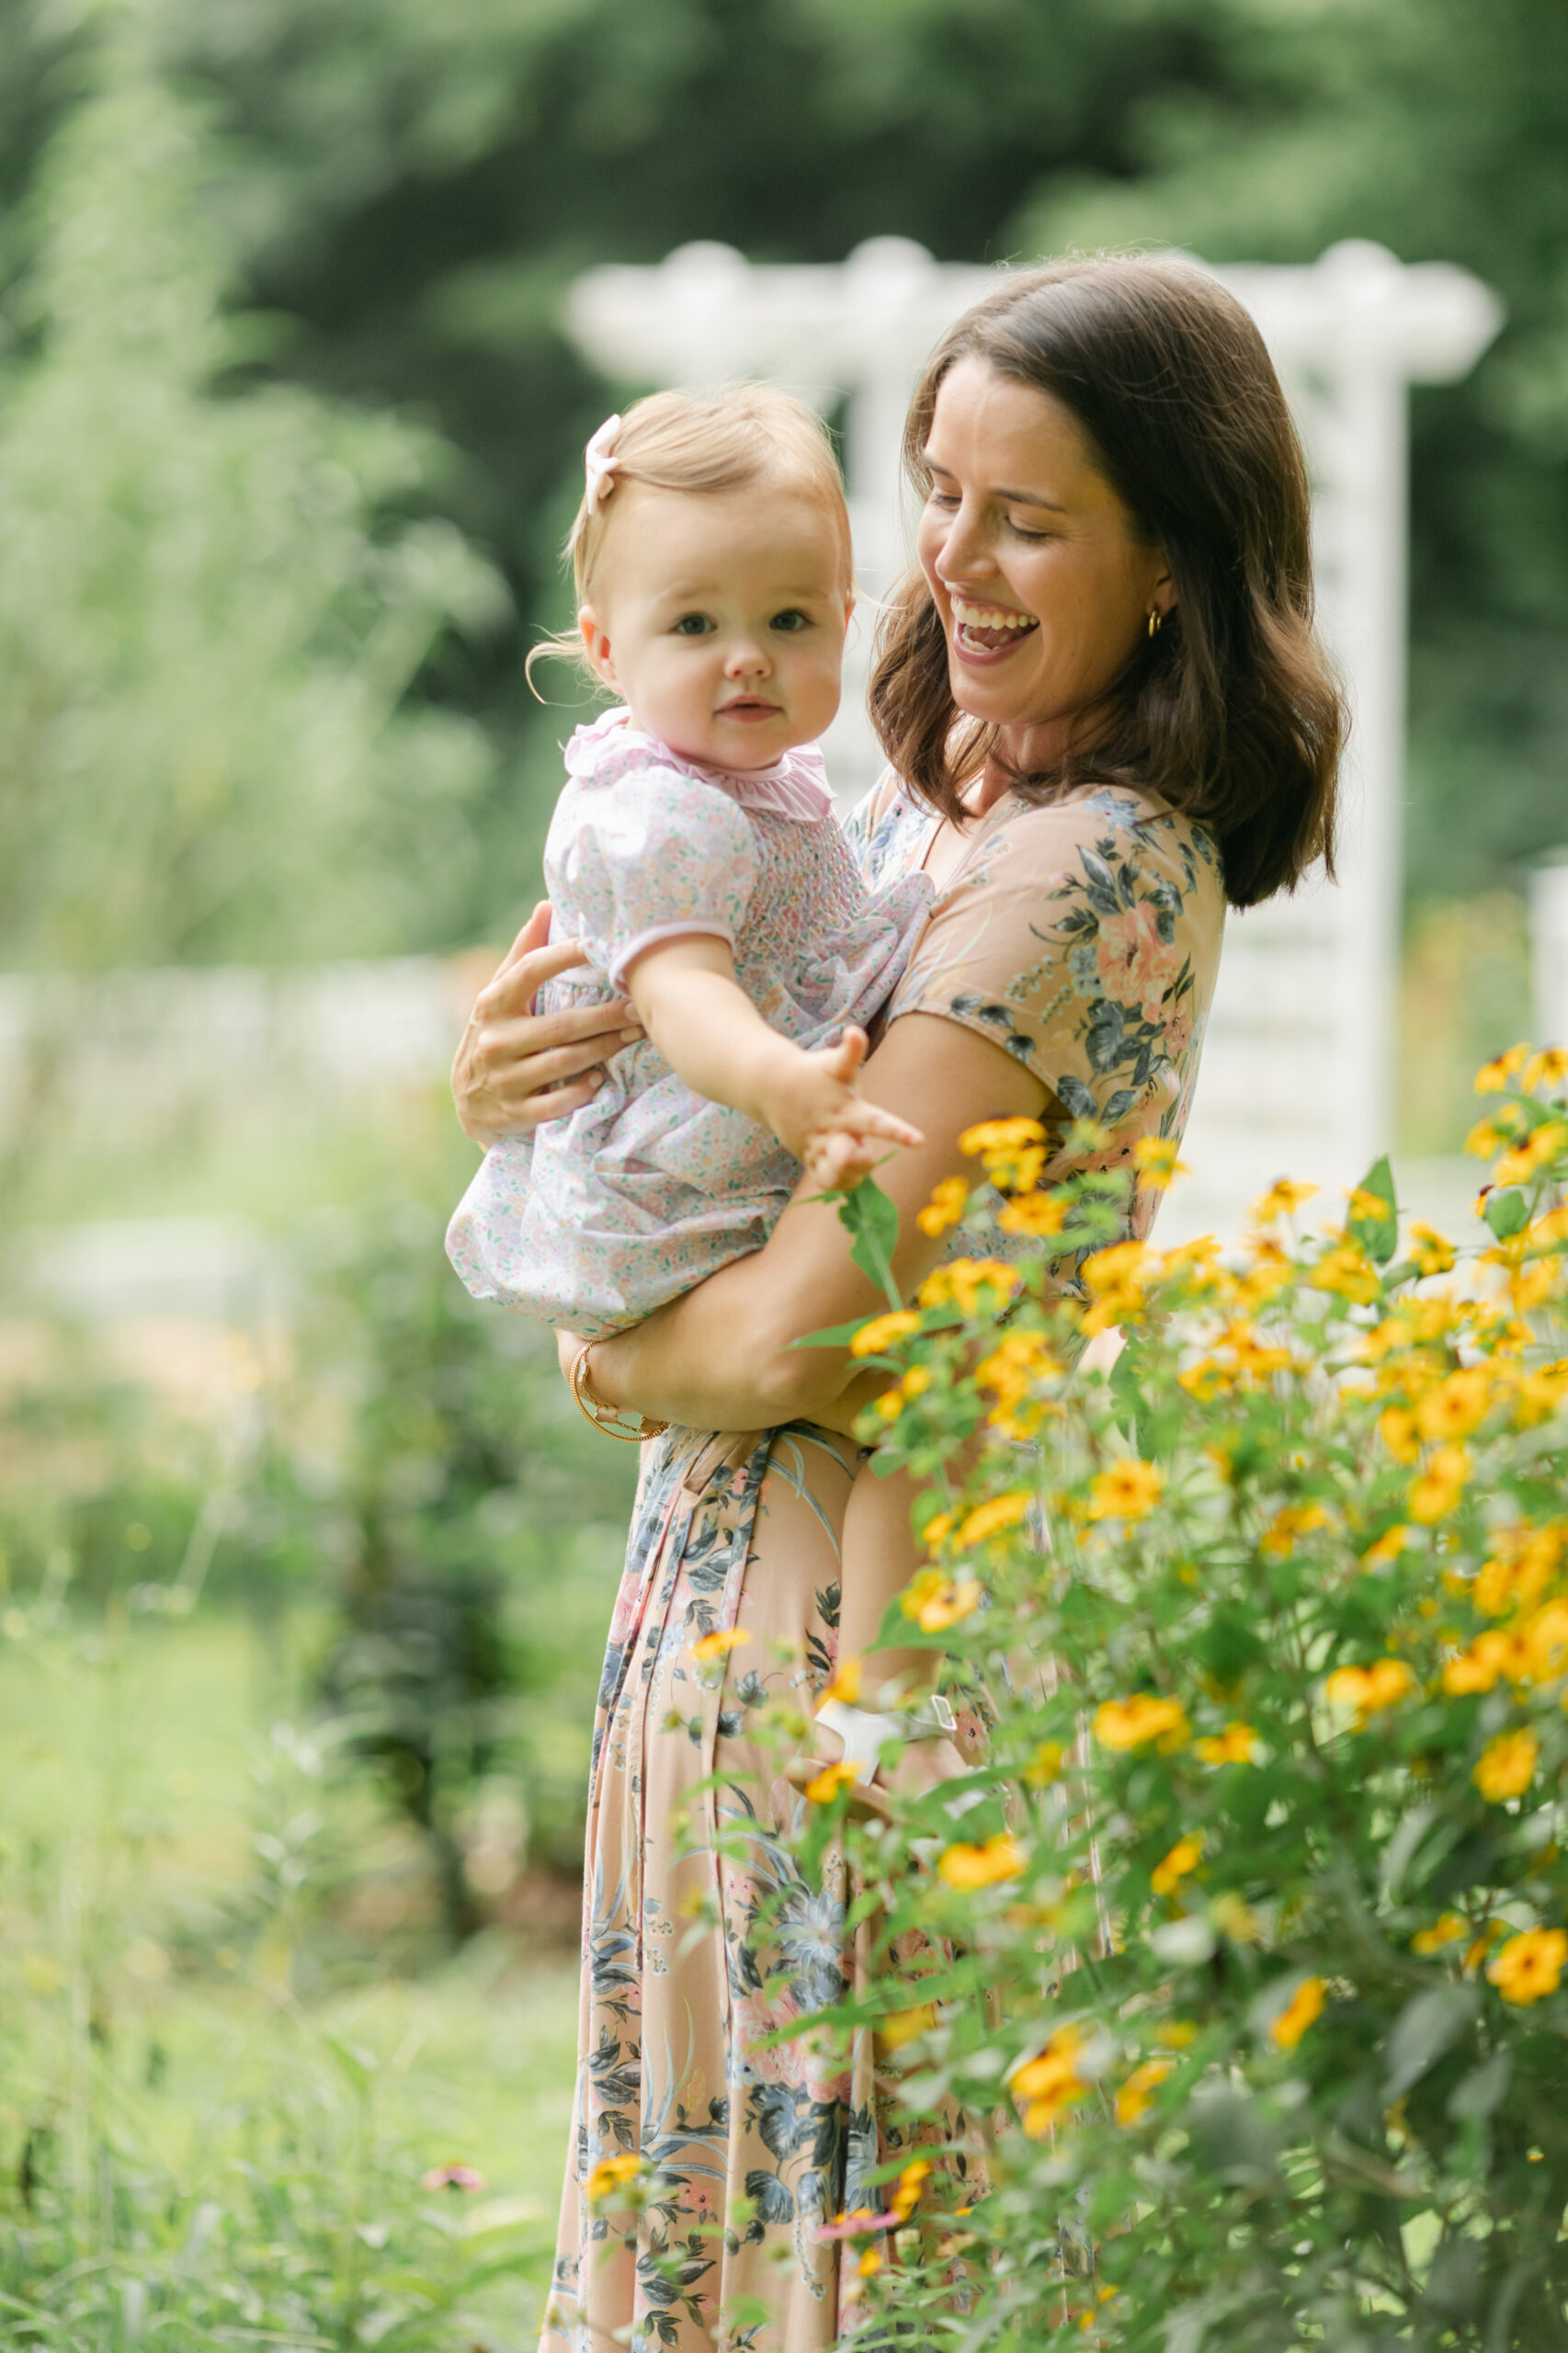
[792, 1048, 1568, 2349]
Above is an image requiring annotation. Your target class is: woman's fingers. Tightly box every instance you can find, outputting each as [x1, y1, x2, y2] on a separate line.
[475, 932, 595, 1020]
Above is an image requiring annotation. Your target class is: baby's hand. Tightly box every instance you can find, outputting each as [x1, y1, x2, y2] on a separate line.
[761, 1027, 924, 1192]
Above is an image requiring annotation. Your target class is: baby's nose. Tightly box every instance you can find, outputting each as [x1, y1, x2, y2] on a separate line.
[725, 638, 771, 675]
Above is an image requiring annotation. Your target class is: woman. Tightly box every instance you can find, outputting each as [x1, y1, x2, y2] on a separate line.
[453, 256, 1344, 2351]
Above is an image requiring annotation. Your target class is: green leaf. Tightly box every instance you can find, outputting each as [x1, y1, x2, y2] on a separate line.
[837, 1176, 902, 1307]
[1381, 1984, 1479, 2103]
[1484, 1187, 1528, 1240]
[788, 1317, 879, 1351]
[1348, 1154, 1399, 1264]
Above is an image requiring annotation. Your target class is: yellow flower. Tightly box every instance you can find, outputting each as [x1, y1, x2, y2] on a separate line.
[1260, 1500, 1330, 1558]
[921, 1511, 955, 1550]
[1407, 1221, 1457, 1276]
[690, 1626, 747, 1664]
[1249, 1177, 1319, 1225]
[891, 2157, 932, 2221]
[1311, 1240, 1381, 1304]
[1133, 1135, 1188, 1191]
[916, 1176, 969, 1238]
[879, 2003, 938, 2049]
[1527, 1598, 1568, 1679]
[1361, 1524, 1412, 1570]
[1086, 1459, 1165, 1523]
[956, 1491, 1032, 1548]
[1094, 1693, 1188, 1752]
[1023, 1740, 1065, 1787]
[585, 2153, 644, 2203]
[1522, 1047, 1568, 1093]
[1324, 1658, 1415, 1720]
[822, 1655, 862, 1706]
[1195, 1722, 1260, 1766]
[1493, 1120, 1568, 1188]
[1415, 1369, 1492, 1443]
[849, 1310, 922, 1359]
[1081, 1241, 1153, 1334]
[1474, 1729, 1538, 1803]
[960, 1116, 1046, 1158]
[1014, 2027, 1088, 2134]
[1379, 1406, 1421, 1464]
[1114, 2057, 1173, 2125]
[1150, 1836, 1201, 1896]
[1474, 1043, 1531, 1095]
[960, 1116, 1049, 1194]
[1408, 1442, 1471, 1525]
[1269, 1976, 1326, 2049]
[804, 1760, 860, 1805]
[938, 1833, 1024, 1890]
[1412, 1912, 1468, 1955]
[897, 1569, 982, 1632]
[917, 1258, 1021, 1314]
[998, 1190, 1068, 1236]
[1487, 1926, 1568, 2006]
[1515, 1363, 1568, 1427]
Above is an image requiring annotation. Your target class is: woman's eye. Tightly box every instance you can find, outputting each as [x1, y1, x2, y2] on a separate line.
[770, 609, 811, 633]
[672, 613, 713, 636]
[1007, 518, 1051, 542]
[926, 490, 960, 511]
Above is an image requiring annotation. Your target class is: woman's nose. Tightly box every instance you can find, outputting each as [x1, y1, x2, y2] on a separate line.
[936, 500, 997, 585]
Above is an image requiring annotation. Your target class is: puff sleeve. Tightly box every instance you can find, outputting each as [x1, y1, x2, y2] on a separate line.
[543, 764, 762, 988]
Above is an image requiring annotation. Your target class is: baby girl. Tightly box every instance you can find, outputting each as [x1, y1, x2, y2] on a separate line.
[447, 385, 948, 1774]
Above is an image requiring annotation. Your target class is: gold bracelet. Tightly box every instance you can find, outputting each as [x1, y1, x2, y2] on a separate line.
[570, 1341, 670, 1444]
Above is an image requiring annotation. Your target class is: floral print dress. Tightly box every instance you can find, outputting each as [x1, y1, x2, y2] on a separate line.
[540, 777, 1225, 2353]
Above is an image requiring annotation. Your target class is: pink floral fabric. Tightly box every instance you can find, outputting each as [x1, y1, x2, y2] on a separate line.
[447, 713, 929, 1336]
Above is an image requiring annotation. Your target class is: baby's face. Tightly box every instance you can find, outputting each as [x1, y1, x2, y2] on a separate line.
[579, 480, 852, 770]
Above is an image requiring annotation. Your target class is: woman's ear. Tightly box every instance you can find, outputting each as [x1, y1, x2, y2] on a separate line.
[578, 606, 618, 688]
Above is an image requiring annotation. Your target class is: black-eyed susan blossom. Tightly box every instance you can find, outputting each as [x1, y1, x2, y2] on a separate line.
[1086, 1458, 1164, 1521]
[1195, 1722, 1261, 1766]
[1269, 1977, 1325, 2049]
[1150, 1836, 1201, 1896]
[1324, 1659, 1415, 1719]
[955, 1491, 1032, 1547]
[1474, 1728, 1538, 1802]
[1013, 2028, 1089, 2135]
[1411, 1911, 1468, 1955]
[1114, 2057, 1173, 2125]
[937, 1833, 1023, 1890]
[1094, 1693, 1188, 1751]
[1132, 1134, 1188, 1191]
[1407, 1442, 1471, 1524]
[916, 1176, 969, 1238]
[849, 1310, 922, 1358]
[899, 1567, 982, 1631]
[1487, 1927, 1567, 2006]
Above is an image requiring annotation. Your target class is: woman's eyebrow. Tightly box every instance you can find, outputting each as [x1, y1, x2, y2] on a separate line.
[923, 453, 1067, 512]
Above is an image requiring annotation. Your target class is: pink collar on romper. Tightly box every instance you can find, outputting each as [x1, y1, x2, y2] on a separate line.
[567, 707, 835, 824]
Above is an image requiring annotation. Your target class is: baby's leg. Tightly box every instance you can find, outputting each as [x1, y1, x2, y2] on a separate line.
[837, 1458, 934, 1703]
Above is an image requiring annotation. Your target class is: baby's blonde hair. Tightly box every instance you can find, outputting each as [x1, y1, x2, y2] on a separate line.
[528, 384, 852, 694]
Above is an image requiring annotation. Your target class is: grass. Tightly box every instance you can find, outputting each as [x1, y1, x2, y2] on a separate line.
[0, 1607, 580, 2349]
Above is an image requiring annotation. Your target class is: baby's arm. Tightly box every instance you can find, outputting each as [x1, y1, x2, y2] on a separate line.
[625, 935, 922, 1187]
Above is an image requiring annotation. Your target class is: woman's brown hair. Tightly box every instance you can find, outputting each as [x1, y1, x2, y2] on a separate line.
[869, 256, 1346, 908]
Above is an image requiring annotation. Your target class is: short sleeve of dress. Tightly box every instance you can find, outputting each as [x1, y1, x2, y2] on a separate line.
[545, 765, 761, 988]
[886, 783, 1226, 1135]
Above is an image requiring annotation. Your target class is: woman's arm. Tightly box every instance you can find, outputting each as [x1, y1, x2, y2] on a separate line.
[585, 1011, 1047, 1431]
[626, 935, 922, 1180]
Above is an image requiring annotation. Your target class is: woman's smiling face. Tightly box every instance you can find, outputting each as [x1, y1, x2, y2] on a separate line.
[916, 354, 1172, 757]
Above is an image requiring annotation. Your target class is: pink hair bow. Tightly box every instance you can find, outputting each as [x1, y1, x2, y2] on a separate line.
[584, 414, 622, 514]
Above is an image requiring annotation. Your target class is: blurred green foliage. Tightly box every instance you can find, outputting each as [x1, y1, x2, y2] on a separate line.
[4, 0, 1563, 965]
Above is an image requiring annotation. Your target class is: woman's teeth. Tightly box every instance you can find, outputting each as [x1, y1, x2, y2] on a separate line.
[950, 597, 1039, 650]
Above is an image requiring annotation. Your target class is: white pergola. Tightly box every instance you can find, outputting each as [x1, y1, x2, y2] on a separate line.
[566, 238, 1502, 1224]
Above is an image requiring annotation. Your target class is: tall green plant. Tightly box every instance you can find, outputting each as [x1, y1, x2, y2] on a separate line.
[772, 1055, 1568, 2349]
[0, 41, 506, 971]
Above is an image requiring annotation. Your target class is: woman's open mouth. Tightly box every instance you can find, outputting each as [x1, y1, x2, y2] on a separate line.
[949, 595, 1040, 660]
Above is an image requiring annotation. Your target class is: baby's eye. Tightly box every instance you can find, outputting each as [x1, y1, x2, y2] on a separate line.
[769, 608, 812, 633]
[672, 613, 714, 637]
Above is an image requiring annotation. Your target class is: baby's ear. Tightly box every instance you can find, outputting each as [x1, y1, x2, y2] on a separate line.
[578, 605, 617, 687]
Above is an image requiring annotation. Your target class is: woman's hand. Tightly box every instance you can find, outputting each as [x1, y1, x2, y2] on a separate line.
[451, 902, 642, 1146]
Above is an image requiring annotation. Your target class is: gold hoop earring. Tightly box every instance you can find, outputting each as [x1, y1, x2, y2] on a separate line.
[1147, 607, 1165, 639]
